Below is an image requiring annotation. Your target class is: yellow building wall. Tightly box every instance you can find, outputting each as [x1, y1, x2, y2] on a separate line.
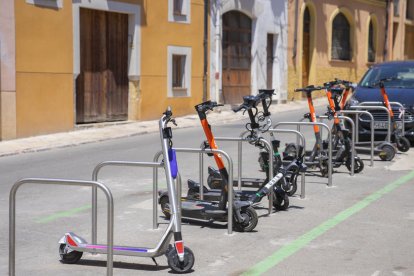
[140, 0, 206, 119]
[288, 0, 386, 100]
[15, 0, 74, 137]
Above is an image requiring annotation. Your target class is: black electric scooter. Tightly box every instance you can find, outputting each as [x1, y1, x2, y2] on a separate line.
[158, 101, 259, 232]
[186, 93, 303, 210]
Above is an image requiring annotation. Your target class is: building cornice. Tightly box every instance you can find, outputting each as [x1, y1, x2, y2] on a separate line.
[355, 0, 386, 8]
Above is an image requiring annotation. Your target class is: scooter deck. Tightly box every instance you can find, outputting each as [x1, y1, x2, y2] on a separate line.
[180, 200, 228, 221]
[63, 232, 156, 257]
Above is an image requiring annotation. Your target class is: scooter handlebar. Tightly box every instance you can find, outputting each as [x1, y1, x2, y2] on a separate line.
[294, 85, 323, 93]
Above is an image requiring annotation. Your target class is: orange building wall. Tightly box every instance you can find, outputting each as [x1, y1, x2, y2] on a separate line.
[15, 0, 74, 137]
[288, 0, 386, 100]
[140, 0, 206, 119]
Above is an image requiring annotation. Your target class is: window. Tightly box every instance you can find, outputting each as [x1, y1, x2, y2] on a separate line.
[26, 0, 63, 9]
[407, 0, 414, 20]
[394, 0, 400, 17]
[168, 46, 191, 97]
[172, 55, 186, 89]
[332, 13, 351, 61]
[168, 0, 190, 23]
[174, 0, 184, 15]
[368, 20, 376, 62]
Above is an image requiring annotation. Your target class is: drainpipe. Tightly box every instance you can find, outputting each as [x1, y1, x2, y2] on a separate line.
[384, 0, 390, 61]
[292, 0, 299, 65]
[203, 0, 208, 102]
[215, 0, 221, 103]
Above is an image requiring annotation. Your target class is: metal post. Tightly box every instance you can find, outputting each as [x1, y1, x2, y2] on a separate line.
[339, 110, 375, 167]
[238, 140, 242, 190]
[199, 151, 204, 199]
[9, 178, 114, 276]
[267, 128, 306, 198]
[317, 115, 355, 176]
[273, 122, 333, 187]
[153, 151, 163, 229]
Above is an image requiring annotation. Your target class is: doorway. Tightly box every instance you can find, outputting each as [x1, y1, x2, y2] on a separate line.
[222, 11, 252, 104]
[76, 8, 129, 123]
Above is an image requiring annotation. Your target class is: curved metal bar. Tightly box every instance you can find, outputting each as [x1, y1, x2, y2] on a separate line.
[339, 110, 375, 167]
[267, 128, 307, 198]
[350, 105, 391, 142]
[154, 148, 235, 234]
[91, 161, 163, 243]
[273, 122, 333, 187]
[317, 115, 356, 176]
[359, 101, 405, 134]
[214, 135, 274, 214]
[9, 178, 114, 276]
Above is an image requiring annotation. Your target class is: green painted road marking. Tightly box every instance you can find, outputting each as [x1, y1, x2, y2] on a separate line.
[35, 204, 91, 224]
[243, 170, 414, 276]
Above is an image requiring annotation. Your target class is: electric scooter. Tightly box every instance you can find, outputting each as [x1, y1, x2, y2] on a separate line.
[284, 84, 363, 176]
[186, 92, 302, 210]
[159, 101, 259, 232]
[207, 90, 300, 197]
[58, 107, 195, 273]
[376, 77, 411, 152]
[322, 80, 364, 173]
[337, 79, 398, 161]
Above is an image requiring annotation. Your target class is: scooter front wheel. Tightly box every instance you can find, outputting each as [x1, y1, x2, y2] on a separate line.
[59, 243, 83, 264]
[346, 157, 364, 173]
[233, 206, 258, 232]
[396, 136, 411, 152]
[285, 174, 298, 196]
[159, 196, 171, 219]
[166, 246, 195, 273]
[273, 191, 289, 211]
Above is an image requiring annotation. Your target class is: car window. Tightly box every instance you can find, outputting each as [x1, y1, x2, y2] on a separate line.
[359, 64, 414, 89]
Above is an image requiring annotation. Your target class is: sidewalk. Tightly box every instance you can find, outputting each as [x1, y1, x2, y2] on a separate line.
[0, 98, 326, 157]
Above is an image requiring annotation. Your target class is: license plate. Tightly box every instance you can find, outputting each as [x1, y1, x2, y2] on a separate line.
[373, 121, 403, 129]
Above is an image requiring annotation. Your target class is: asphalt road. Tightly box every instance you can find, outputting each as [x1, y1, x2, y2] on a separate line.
[1, 106, 413, 276]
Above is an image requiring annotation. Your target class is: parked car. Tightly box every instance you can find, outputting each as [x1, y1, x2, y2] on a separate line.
[345, 61, 414, 143]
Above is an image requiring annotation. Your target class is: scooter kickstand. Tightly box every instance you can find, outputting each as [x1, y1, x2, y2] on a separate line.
[151, 257, 158, 266]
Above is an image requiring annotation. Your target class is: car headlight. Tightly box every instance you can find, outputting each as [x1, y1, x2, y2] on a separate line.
[348, 97, 360, 107]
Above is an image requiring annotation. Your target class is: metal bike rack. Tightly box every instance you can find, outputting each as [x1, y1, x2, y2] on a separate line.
[267, 128, 307, 198]
[350, 105, 392, 142]
[91, 161, 164, 244]
[338, 110, 375, 167]
[273, 122, 333, 187]
[9, 178, 114, 276]
[199, 135, 274, 214]
[359, 101, 405, 134]
[316, 115, 356, 176]
[153, 147, 235, 234]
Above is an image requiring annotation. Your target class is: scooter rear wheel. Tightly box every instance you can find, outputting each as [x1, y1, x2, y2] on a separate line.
[233, 206, 258, 232]
[396, 136, 411, 152]
[166, 246, 195, 273]
[379, 144, 396, 161]
[59, 243, 83, 264]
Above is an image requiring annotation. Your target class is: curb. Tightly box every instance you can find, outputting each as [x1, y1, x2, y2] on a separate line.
[0, 98, 327, 157]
